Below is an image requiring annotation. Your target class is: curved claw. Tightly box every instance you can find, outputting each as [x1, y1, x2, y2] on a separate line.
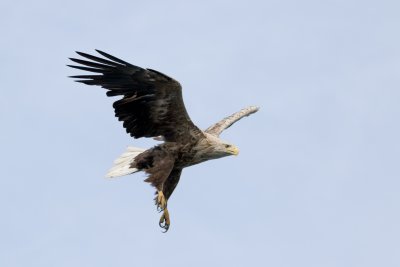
[156, 205, 163, 213]
[159, 208, 170, 232]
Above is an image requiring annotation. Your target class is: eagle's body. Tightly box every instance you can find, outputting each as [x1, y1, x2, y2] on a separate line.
[68, 50, 258, 231]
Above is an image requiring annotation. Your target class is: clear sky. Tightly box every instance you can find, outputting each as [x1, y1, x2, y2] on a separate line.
[1, 0, 399, 266]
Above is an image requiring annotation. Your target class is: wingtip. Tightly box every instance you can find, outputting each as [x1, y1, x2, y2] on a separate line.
[76, 51, 86, 57]
[66, 64, 79, 69]
[246, 105, 260, 112]
[95, 49, 107, 56]
[69, 57, 81, 64]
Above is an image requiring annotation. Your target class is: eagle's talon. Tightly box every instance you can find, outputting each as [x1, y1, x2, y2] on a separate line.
[159, 208, 170, 232]
[155, 190, 167, 211]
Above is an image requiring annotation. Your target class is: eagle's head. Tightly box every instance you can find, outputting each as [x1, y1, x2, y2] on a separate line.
[222, 142, 240, 156]
[200, 132, 239, 159]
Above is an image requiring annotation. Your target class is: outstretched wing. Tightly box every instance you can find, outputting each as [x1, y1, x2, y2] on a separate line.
[205, 106, 259, 136]
[68, 50, 202, 142]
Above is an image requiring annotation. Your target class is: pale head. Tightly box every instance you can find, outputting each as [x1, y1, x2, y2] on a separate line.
[202, 132, 239, 159]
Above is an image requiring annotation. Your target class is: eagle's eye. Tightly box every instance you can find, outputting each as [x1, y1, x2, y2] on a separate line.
[225, 144, 230, 148]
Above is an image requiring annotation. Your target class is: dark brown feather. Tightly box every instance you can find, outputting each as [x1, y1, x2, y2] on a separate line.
[69, 58, 115, 70]
[95, 49, 133, 65]
[67, 65, 107, 73]
[75, 51, 122, 67]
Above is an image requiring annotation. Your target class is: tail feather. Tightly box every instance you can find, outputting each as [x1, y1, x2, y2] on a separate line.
[106, 146, 146, 178]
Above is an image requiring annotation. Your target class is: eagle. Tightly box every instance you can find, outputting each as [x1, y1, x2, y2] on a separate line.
[68, 50, 259, 231]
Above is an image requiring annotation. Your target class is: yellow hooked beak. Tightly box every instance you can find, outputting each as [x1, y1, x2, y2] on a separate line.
[227, 146, 239, 156]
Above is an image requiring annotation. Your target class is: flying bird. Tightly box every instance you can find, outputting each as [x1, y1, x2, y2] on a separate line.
[68, 50, 259, 232]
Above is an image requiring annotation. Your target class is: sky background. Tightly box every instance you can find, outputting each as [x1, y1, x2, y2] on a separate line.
[1, 0, 399, 266]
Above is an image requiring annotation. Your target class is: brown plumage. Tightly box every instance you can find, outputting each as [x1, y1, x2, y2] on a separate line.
[68, 50, 259, 232]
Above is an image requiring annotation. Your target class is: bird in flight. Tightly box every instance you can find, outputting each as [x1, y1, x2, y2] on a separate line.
[68, 50, 259, 232]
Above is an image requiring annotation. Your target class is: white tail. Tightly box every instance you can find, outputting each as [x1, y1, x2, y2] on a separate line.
[105, 146, 146, 178]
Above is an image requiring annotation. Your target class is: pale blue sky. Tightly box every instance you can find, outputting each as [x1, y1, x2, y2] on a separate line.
[1, 0, 399, 266]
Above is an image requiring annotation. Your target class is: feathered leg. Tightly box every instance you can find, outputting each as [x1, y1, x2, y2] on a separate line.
[134, 147, 175, 232]
[156, 169, 182, 232]
[134, 147, 183, 232]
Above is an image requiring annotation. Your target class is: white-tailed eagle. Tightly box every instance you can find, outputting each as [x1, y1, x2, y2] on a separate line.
[68, 50, 259, 232]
